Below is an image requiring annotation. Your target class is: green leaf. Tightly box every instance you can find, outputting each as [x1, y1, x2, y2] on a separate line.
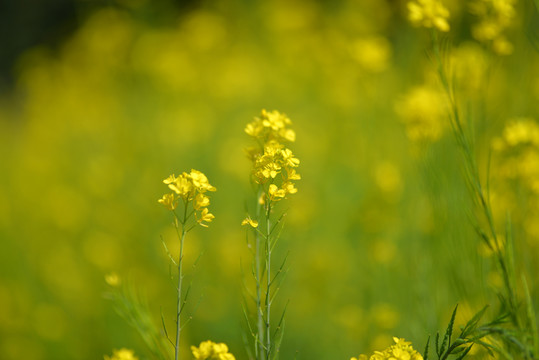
[423, 335, 430, 360]
[272, 320, 285, 360]
[441, 305, 458, 356]
[522, 276, 539, 357]
[461, 305, 489, 338]
[454, 344, 473, 360]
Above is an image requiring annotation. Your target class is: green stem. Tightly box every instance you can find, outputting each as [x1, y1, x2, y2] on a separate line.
[265, 201, 272, 360]
[255, 187, 265, 360]
[430, 28, 523, 343]
[174, 201, 188, 360]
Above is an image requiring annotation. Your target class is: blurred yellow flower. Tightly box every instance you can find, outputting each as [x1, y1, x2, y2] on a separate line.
[350, 36, 392, 73]
[502, 118, 539, 147]
[407, 0, 450, 32]
[241, 216, 259, 228]
[158, 193, 177, 211]
[104, 272, 121, 287]
[245, 109, 296, 143]
[396, 85, 447, 142]
[351, 355, 368, 360]
[282, 181, 298, 195]
[286, 167, 301, 180]
[163, 174, 177, 184]
[104, 348, 138, 360]
[191, 340, 236, 360]
[451, 43, 488, 94]
[469, 0, 516, 55]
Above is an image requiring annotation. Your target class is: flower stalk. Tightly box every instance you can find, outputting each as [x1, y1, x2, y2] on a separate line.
[242, 110, 300, 360]
[158, 169, 216, 359]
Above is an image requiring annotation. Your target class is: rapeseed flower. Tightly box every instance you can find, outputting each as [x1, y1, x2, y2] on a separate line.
[104, 348, 139, 360]
[491, 118, 539, 245]
[105, 272, 121, 287]
[350, 36, 392, 73]
[492, 118, 539, 183]
[197, 207, 215, 227]
[158, 193, 178, 211]
[469, 0, 516, 55]
[191, 340, 236, 360]
[352, 337, 423, 360]
[245, 109, 296, 144]
[245, 110, 300, 201]
[241, 215, 259, 228]
[395, 85, 447, 142]
[407, 0, 450, 32]
[159, 169, 216, 226]
[451, 43, 488, 95]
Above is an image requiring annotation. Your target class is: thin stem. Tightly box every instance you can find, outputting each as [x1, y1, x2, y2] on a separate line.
[174, 200, 189, 360]
[255, 188, 265, 360]
[265, 201, 272, 360]
[430, 29, 523, 341]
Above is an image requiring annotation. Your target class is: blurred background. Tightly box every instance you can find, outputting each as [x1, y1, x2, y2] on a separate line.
[0, 0, 538, 359]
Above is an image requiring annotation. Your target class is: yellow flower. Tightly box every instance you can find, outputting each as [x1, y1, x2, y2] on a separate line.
[281, 148, 300, 167]
[158, 193, 177, 211]
[190, 169, 217, 192]
[407, 0, 450, 32]
[282, 182, 298, 195]
[280, 128, 296, 142]
[246, 110, 300, 197]
[354, 337, 423, 360]
[286, 168, 301, 180]
[105, 272, 121, 287]
[194, 193, 210, 210]
[350, 36, 392, 73]
[469, 0, 516, 55]
[160, 170, 216, 223]
[104, 348, 139, 360]
[191, 340, 236, 360]
[502, 118, 539, 147]
[168, 173, 193, 199]
[261, 109, 291, 131]
[191, 341, 214, 359]
[163, 174, 176, 184]
[241, 215, 259, 228]
[268, 184, 286, 201]
[197, 207, 215, 227]
[395, 85, 447, 142]
[350, 356, 368, 360]
[245, 121, 264, 138]
[245, 109, 296, 144]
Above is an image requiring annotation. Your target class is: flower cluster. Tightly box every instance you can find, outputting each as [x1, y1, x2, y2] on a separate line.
[407, 0, 450, 32]
[490, 118, 539, 247]
[245, 109, 300, 203]
[158, 169, 216, 227]
[395, 85, 447, 142]
[492, 118, 539, 193]
[245, 109, 296, 143]
[350, 36, 392, 73]
[469, 0, 516, 55]
[351, 337, 423, 360]
[104, 348, 139, 360]
[191, 340, 236, 360]
[451, 43, 488, 95]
